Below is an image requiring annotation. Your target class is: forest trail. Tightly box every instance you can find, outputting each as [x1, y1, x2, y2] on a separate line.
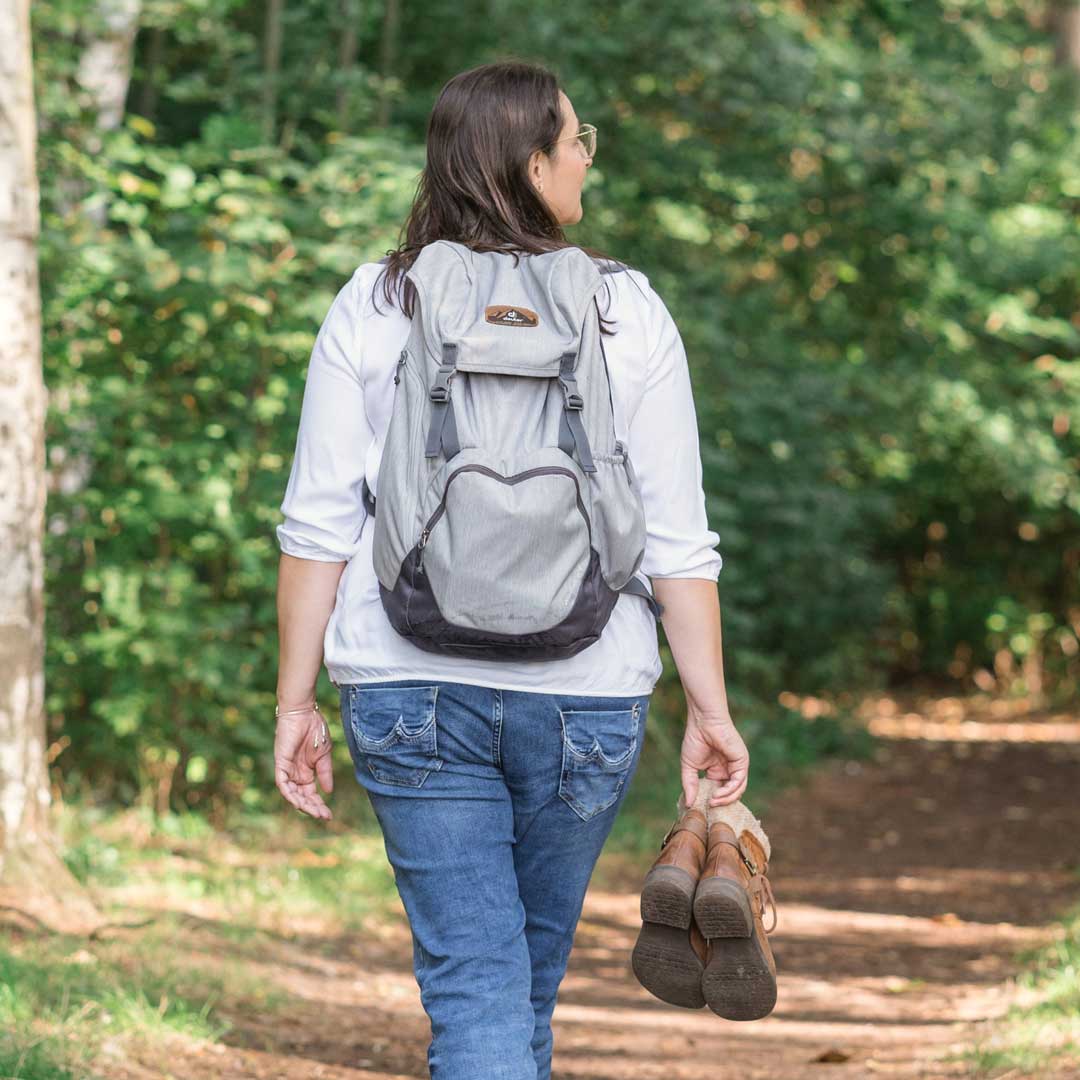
[104, 693, 1080, 1079]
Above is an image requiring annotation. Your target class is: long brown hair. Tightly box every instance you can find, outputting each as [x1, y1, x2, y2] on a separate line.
[373, 59, 633, 333]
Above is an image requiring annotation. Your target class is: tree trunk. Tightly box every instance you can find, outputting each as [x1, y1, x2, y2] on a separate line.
[1055, 2, 1080, 72]
[0, 0, 103, 934]
[337, 0, 361, 132]
[135, 24, 167, 123]
[262, 0, 285, 145]
[376, 0, 400, 129]
[76, 0, 142, 135]
[56, 0, 142, 225]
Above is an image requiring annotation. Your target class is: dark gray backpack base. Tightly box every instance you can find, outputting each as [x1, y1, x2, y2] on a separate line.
[381, 544, 618, 661]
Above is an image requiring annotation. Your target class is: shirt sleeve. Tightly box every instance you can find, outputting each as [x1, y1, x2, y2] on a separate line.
[627, 277, 724, 581]
[275, 268, 375, 562]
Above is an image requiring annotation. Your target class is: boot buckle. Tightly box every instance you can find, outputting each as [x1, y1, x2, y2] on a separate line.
[737, 839, 759, 875]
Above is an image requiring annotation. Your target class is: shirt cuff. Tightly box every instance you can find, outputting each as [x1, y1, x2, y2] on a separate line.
[644, 555, 723, 581]
[276, 523, 353, 563]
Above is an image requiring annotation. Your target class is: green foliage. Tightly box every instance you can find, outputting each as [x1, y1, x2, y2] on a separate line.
[30, 1, 1080, 807]
[39, 113, 423, 806]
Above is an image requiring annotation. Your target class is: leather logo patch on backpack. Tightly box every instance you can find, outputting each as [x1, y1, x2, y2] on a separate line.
[485, 304, 539, 327]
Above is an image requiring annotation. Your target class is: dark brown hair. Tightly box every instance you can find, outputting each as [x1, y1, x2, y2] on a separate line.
[373, 59, 633, 332]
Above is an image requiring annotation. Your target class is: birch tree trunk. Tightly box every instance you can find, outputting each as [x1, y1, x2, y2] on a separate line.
[76, 0, 142, 136]
[0, 0, 103, 933]
[73, 0, 141, 228]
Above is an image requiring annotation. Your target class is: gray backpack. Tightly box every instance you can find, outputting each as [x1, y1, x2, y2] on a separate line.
[363, 239, 663, 661]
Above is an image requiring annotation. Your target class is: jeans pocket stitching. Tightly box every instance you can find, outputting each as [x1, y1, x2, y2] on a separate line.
[562, 734, 637, 768]
[348, 684, 443, 787]
[557, 704, 640, 821]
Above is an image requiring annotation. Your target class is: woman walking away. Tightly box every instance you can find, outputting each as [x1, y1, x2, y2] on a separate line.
[273, 58, 748, 1080]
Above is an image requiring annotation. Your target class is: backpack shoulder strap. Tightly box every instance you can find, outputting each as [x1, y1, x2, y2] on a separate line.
[619, 575, 664, 617]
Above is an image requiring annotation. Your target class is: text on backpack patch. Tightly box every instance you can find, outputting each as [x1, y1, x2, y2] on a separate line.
[485, 304, 539, 327]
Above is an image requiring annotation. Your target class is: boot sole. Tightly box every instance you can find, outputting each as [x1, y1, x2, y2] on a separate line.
[640, 864, 697, 929]
[631, 921, 706, 1009]
[701, 934, 777, 1021]
[692, 876, 754, 938]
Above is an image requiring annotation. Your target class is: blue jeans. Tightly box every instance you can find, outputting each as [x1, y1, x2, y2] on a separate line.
[337, 677, 650, 1080]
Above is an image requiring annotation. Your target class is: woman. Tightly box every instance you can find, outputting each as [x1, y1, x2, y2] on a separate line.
[273, 59, 749, 1079]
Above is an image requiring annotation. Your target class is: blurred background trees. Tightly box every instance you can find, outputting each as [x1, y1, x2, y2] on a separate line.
[27, 0, 1080, 816]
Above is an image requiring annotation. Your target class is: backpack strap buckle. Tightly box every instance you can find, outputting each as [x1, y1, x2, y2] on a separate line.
[425, 345, 461, 459]
[429, 362, 456, 403]
[562, 387, 584, 410]
[556, 351, 596, 473]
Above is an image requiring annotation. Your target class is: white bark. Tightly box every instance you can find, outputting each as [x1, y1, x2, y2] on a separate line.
[0, 0, 101, 931]
[76, 0, 142, 135]
[69, 0, 141, 228]
[0, 0, 49, 857]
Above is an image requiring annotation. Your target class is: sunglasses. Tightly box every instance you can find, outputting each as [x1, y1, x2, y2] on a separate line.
[552, 123, 596, 159]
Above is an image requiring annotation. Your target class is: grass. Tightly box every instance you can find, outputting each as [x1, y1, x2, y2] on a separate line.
[0, 793, 403, 1079]
[0, 917, 250, 1079]
[957, 894, 1080, 1078]
[59, 794, 403, 932]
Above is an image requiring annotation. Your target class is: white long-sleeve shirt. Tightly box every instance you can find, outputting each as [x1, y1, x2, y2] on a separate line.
[276, 257, 723, 696]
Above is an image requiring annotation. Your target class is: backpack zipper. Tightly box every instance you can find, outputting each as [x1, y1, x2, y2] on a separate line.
[416, 463, 590, 573]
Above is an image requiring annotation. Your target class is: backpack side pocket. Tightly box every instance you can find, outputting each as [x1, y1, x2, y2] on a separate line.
[586, 439, 647, 591]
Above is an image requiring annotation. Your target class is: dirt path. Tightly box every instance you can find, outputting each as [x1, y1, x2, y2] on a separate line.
[108, 693, 1080, 1079]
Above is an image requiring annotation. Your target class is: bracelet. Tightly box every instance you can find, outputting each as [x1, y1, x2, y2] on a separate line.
[275, 701, 320, 718]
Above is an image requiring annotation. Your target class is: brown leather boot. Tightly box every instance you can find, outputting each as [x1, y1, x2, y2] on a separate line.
[697, 825, 778, 1021]
[630, 794, 712, 1009]
[641, 804, 709, 928]
[630, 914, 708, 1010]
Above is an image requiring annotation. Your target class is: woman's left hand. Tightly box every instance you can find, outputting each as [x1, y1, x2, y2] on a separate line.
[679, 706, 749, 811]
[274, 705, 334, 820]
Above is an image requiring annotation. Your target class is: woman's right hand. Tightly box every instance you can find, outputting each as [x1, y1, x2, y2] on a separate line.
[680, 705, 749, 811]
[274, 703, 335, 820]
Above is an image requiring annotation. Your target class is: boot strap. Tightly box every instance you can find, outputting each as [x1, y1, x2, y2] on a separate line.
[659, 813, 708, 851]
[712, 838, 778, 933]
[710, 834, 761, 877]
[747, 873, 778, 934]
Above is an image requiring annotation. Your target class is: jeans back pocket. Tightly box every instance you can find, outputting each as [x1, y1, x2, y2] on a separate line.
[346, 684, 443, 787]
[558, 701, 642, 821]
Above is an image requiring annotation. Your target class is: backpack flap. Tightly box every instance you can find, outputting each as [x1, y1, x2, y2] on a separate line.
[404, 239, 605, 377]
